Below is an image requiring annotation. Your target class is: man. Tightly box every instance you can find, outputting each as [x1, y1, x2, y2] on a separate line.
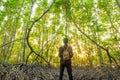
[59, 38, 73, 80]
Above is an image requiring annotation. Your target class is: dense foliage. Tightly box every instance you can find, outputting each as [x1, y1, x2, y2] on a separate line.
[0, 0, 120, 67]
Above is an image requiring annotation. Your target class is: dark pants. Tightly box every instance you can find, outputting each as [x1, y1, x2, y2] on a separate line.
[59, 63, 73, 80]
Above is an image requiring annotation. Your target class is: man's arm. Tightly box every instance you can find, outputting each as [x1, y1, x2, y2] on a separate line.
[59, 47, 63, 58]
[69, 46, 73, 58]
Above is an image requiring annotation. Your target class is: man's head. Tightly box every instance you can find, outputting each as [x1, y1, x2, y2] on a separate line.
[63, 38, 68, 45]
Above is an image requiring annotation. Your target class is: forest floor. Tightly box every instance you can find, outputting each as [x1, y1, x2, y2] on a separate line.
[0, 64, 120, 80]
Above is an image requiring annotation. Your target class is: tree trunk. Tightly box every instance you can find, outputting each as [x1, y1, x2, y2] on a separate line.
[2, 32, 7, 64]
[7, 0, 25, 62]
[21, 0, 34, 64]
[115, 0, 120, 8]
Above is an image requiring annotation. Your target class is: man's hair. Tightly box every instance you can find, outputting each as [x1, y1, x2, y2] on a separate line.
[63, 38, 68, 43]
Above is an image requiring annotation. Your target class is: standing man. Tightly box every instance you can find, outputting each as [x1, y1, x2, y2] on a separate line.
[59, 38, 73, 80]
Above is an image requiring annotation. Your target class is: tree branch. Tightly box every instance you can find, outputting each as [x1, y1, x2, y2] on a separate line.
[26, 2, 54, 64]
[70, 17, 118, 66]
[0, 38, 25, 49]
[71, 17, 107, 51]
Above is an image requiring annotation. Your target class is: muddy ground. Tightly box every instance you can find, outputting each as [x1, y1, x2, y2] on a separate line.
[0, 64, 120, 80]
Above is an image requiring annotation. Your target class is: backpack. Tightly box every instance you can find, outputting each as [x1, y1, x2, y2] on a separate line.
[63, 47, 70, 60]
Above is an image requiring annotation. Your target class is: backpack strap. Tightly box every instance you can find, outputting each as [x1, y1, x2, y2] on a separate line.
[63, 46, 69, 50]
